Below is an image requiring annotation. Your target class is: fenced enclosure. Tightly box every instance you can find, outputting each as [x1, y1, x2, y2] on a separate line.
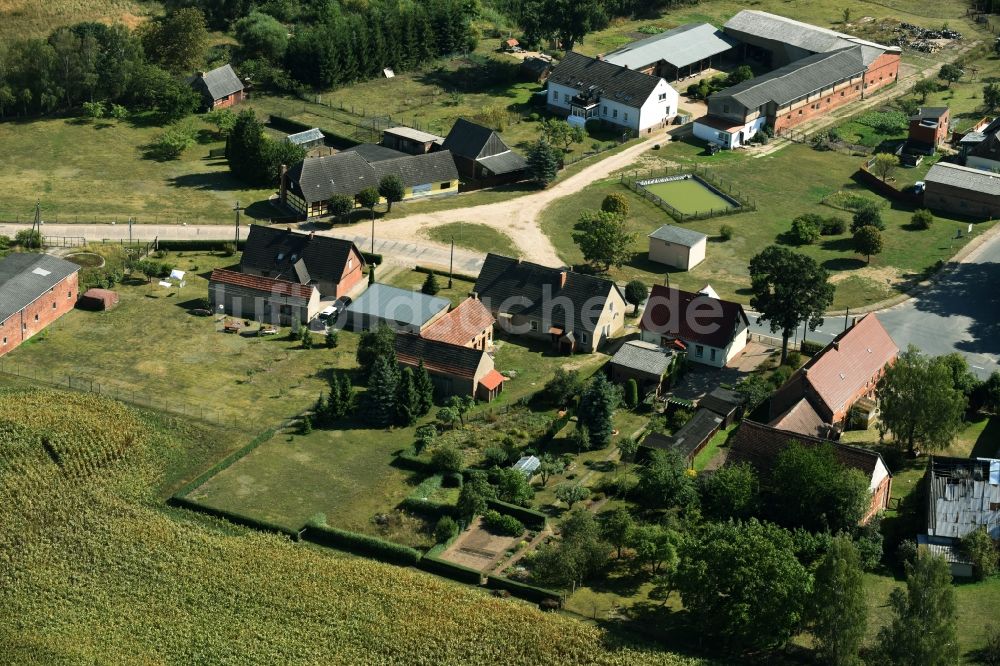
[620, 166, 755, 222]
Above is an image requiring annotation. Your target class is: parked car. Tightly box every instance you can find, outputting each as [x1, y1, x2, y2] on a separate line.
[707, 142, 721, 156]
[318, 305, 337, 321]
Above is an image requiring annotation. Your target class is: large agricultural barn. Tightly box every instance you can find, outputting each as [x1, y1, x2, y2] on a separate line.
[603, 23, 736, 82]
[694, 10, 900, 148]
[0, 253, 79, 357]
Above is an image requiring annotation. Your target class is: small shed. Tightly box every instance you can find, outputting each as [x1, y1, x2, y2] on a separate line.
[286, 128, 326, 150]
[648, 225, 708, 270]
[640, 408, 723, 467]
[501, 38, 520, 52]
[78, 288, 119, 311]
[698, 387, 745, 427]
[521, 55, 553, 82]
[512, 455, 541, 477]
[918, 534, 974, 578]
[609, 340, 675, 397]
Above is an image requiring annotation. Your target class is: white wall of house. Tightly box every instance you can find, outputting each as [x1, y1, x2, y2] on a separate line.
[693, 116, 767, 149]
[548, 79, 676, 132]
[637, 79, 678, 131]
[640, 326, 747, 368]
[547, 82, 577, 113]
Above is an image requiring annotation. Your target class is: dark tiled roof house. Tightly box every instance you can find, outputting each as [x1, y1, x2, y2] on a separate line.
[639, 284, 750, 367]
[443, 118, 527, 182]
[240, 226, 366, 299]
[190, 64, 245, 111]
[395, 333, 505, 401]
[472, 253, 627, 353]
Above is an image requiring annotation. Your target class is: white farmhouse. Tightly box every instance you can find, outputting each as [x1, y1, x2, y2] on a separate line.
[546, 52, 678, 134]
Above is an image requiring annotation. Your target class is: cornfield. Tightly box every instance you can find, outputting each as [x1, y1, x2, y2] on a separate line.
[0, 387, 703, 665]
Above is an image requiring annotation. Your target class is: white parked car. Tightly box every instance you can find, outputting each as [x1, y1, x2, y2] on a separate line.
[318, 305, 337, 321]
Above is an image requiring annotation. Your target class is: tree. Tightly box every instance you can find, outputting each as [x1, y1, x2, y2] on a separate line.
[980, 371, 1000, 415]
[139, 7, 210, 74]
[698, 462, 759, 521]
[911, 208, 934, 230]
[494, 467, 535, 506]
[148, 122, 197, 160]
[378, 174, 405, 212]
[227, 109, 304, 186]
[727, 64, 754, 86]
[447, 395, 474, 428]
[356, 187, 380, 221]
[526, 140, 561, 187]
[435, 515, 459, 543]
[617, 436, 639, 470]
[985, 83, 1000, 112]
[853, 225, 883, 264]
[234, 11, 288, 63]
[870, 152, 900, 182]
[578, 373, 619, 447]
[938, 63, 963, 87]
[811, 536, 867, 666]
[878, 347, 967, 455]
[636, 449, 698, 510]
[457, 470, 495, 520]
[414, 360, 435, 416]
[601, 507, 635, 559]
[395, 367, 418, 426]
[677, 519, 812, 651]
[82, 101, 105, 119]
[300, 326, 313, 349]
[843, 7, 852, 23]
[961, 526, 999, 580]
[361, 355, 398, 427]
[541, 368, 583, 409]
[555, 483, 591, 509]
[601, 192, 630, 217]
[770, 442, 870, 533]
[414, 424, 436, 454]
[421, 271, 440, 295]
[913, 78, 939, 103]
[623, 378, 639, 410]
[624, 280, 647, 313]
[325, 329, 339, 349]
[630, 524, 680, 575]
[735, 372, 771, 412]
[749, 246, 834, 363]
[851, 202, 885, 233]
[431, 445, 463, 474]
[356, 324, 395, 375]
[790, 214, 822, 245]
[436, 406, 458, 430]
[14, 229, 42, 250]
[328, 194, 355, 224]
[532, 509, 609, 589]
[572, 209, 635, 271]
[877, 552, 959, 666]
[204, 108, 236, 137]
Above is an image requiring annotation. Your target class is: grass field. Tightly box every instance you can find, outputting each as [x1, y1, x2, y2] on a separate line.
[426, 221, 521, 258]
[541, 142, 994, 309]
[640, 177, 737, 216]
[1, 250, 336, 428]
[0, 0, 158, 40]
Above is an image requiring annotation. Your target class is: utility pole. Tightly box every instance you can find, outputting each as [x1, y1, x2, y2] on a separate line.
[233, 201, 244, 246]
[371, 215, 375, 254]
[844, 307, 850, 331]
[449, 237, 454, 289]
[31, 200, 41, 248]
[128, 216, 133, 245]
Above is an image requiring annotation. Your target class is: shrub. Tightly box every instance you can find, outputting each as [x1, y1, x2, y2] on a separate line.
[800, 340, 824, 356]
[431, 446, 464, 474]
[790, 214, 822, 245]
[911, 208, 934, 230]
[851, 203, 885, 233]
[784, 351, 803, 368]
[719, 224, 734, 241]
[482, 509, 525, 536]
[421, 271, 441, 295]
[483, 445, 509, 468]
[600, 192, 630, 217]
[962, 526, 999, 580]
[623, 379, 639, 410]
[821, 217, 847, 235]
[435, 515, 459, 543]
[769, 365, 793, 388]
[896, 539, 919, 568]
[221, 242, 236, 257]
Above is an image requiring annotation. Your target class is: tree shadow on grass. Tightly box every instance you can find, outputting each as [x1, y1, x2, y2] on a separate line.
[822, 257, 866, 271]
[971, 416, 1000, 459]
[168, 172, 251, 191]
[820, 236, 855, 252]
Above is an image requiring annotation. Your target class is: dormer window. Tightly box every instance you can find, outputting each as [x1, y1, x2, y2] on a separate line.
[276, 253, 285, 261]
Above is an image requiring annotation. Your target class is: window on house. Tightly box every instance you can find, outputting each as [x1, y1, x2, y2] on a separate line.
[530, 321, 538, 331]
[52, 302, 56, 309]
[658, 93, 667, 101]
[348, 258, 353, 270]
[440, 182, 449, 189]
[623, 112, 628, 121]
[710, 348, 717, 362]
[580, 332, 588, 344]
[2, 337, 6, 345]
[798, 109, 803, 115]
[723, 104, 730, 113]
[34, 314, 39, 322]
[563, 93, 570, 103]
[551, 90, 557, 100]
[67, 291, 71, 298]
[613, 109, 618, 118]
[695, 345, 704, 358]
[602, 106, 607, 115]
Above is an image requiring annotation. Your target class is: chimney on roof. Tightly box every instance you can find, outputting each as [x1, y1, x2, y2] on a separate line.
[309, 231, 315, 240]
[559, 271, 568, 288]
[852, 316, 858, 328]
[596, 53, 604, 61]
[197, 71, 206, 78]
[833, 341, 840, 351]
[279, 164, 288, 202]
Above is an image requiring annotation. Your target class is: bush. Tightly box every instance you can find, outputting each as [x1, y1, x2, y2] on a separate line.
[623, 379, 639, 410]
[962, 526, 999, 580]
[784, 351, 803, 368]
[431, 446, 464, 474]
[769, 365, 793, 388]
[600, 192, 629, 217]
[719, 224, 734, 241]
[911, 208, 934, 230]
[486, 499, 547, 530]
[851, 203, 885, 233]
[220, 242, 236, 257]
[820, 217, 846, 235]
[800, 340, 824, 356]
[790, 214, 822, 245]
[435, 515, 459, 543]
[482, 509, 525, 536]
[483, 445, 510, 468]
[421, 271, 441, 296]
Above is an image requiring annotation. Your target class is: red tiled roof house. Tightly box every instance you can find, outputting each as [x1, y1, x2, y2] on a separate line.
[420, 297, 495, 351]
[395, 333, 505, 402]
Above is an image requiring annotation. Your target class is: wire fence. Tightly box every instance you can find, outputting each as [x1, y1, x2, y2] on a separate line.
[619, 165, 756, 222]
[0, 359, 272, 432]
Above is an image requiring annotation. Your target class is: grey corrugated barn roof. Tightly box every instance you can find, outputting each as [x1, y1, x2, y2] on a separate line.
[648, 224, 708, 247]
[927, 456, 1000, 540]
[723, 10, 896, 64]
[548, 51, 663, 107]
[0, 253, 80, 322]
[605, 23, 736, 71]
[610, 340, 674, 376]
[346, 283, 450, 328]
[192, 64, 243, 101]
[925, 162, 1000, 196]
[713, 46, 865, 110]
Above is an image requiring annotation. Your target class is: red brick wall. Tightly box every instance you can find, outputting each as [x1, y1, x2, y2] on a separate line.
[773, 80, 864, 132]
[335, 247, 365, 298]
[863, 53, 900, 93]
[909, 110, 950, 146]
[0, 272, 78, 357]
[211, 91, 246, 110]
[863, 475, 892, 524]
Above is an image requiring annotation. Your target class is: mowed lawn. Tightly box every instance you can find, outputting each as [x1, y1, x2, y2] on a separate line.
[1, 250, 340, 430]
[426, 222, 521, 258]
[0, 116, 274, 223]
[541, 142, 995, 309]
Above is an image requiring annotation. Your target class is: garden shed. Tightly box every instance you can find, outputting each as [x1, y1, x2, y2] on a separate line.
[78, 288, 119, 311]
[648, 225, 708, 270]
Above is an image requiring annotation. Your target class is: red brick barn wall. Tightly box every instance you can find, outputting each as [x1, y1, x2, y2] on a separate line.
[772, 77, 865, 133]
[863, 475, 893, 524]
[335, 247, 366, 298]
[0, 272, 79, 357]
[211, 91, 246, 110]
[863, 53, 900, 94]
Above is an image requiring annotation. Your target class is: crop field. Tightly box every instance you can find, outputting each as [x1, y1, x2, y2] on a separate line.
[0, 385, 699, 665]
[640, 177, 737, 216]
[0, 0, 158, 41]
[541, 142, 994, 310]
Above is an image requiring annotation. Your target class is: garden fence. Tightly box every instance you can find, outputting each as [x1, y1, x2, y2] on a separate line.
[619, 165, 756, 222]
[0, 359, 269, 432]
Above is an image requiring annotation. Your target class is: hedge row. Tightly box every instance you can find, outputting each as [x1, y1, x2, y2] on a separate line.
[394, 451, 435, 473]
[267, 114, 358, 149]
[173, 428, 276, 498]
[417, 555, 484, 585]
[800, 340, 825, 356]
[413, 265, 479, 284]
[486, 499, 547, 530]
[362, 252, 383, 266]
[301, 525, 422, 566]
[400, 497, 454, 519]
[485, 574, 562, 604]
[156, 239, 248, 252]
[169, 496, 300, 540]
